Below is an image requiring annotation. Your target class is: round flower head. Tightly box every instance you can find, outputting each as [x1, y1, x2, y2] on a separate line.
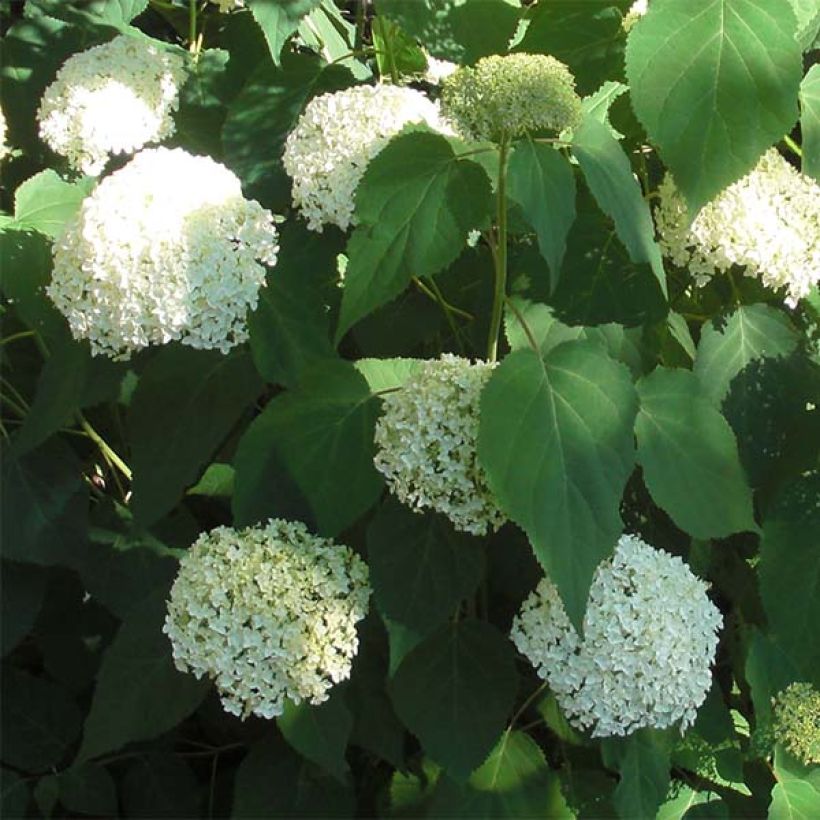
[49, 147, 279, 359]
[623, 0, 648, 31]
[283, 84, 446, 231]
[373, 354, 505, 536]
[441, 53, 582, 142]
[511, 534, 723, 737]
[772, 682, 820, 765]
[37, 35, 187, 176]
[164, 519, 371, 720]
[655, 149, 820, 305]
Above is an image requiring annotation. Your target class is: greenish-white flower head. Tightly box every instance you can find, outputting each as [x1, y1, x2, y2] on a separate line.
[655, 149, 820, 306]
[373, 354, 506, 536]
[772, 682, 820, 765]
[440, 53, 582, 143]
[49, 147, 280, 360]
[511, 534, 723, 737]
[623, 0, 648, 32]
[37, 35, 187, 176]
[164, 519, 371, 720]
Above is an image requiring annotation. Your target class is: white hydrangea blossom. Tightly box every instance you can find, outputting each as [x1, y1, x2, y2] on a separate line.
[623, 0, 648, 31]
[49, 147, 279, 359]
[511, 534, 723, 738]
[373, 354, 506, 536]
[37, 35, 187, 176]
[655, 149, 820, 305]
[283, 84, 446, 231]
[164, 519, 371, 720]
[424, 55, 459, 85]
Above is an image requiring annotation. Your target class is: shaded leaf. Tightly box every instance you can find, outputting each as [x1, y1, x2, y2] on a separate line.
[121, 753, 201, 819]
[1, 561, 46, 656]
[247, 0, 322, 64]
[800, 64, 820, 182]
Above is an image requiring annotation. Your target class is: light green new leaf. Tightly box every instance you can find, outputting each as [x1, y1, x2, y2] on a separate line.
[694, 304, 799, 406]
[635, 367, 757, 539]
[800, 64, 820, 182]
[790, 0, 820, 50]
[129, 347, 262, 527]
[353, 357, 424, 392]
[626, 0, 802, 214]
[507, 139, 576, 290]
[572, 116, 666, 298]
[77, 592, 209, 762]
[431, 730, 574, 818]
[769, 745, 820, 819]
[13, 170, 93, 239]
[367, 499, 485, 634]
[602, 728, 672, 820]
[759, 472, 820, 685]
[246, 0, 322, 64]
[478, 343, 638, 629]
[232, 360, 383, 536]
[390, 620, 517, 781]
[336, 132, 491, 341]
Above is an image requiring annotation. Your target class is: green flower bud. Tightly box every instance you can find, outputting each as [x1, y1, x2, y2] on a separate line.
[441, 53, 582, 143]
[773, 682, 820, 765]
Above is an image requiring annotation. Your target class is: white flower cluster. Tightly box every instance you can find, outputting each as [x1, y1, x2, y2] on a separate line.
[511, 534, 723, 737]
[440, 53, 582, 143]
[164, 519, 371, 720]
[623, 0, 648, 32]
[423, 55, 459, 85]
[212, 0, 244, 10]
[655, 149, 820, 305]
[37, 35, 187, 176]
[0, 108, 9, 160]
[283, 84, 446, 231]
[373, 354, 506, 536]
[49, 147, 279, 359]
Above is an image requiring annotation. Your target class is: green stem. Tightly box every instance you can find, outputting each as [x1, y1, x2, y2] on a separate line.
[354, 0, 366, 52]
[413, 276, 474, 321]
[505, 295, 540, 354]
[783, 134, 802, 158]
[188, 0, 198, 54]
[486, 135, 510, 363]
[1, 330, 35, 346]
[77, 411, 132, 481]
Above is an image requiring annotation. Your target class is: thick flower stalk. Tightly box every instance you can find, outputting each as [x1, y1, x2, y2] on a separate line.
[772, 682, 820, 765]
[164, 519, 371, 720]
[511, 534, 723, 737]
[282, 84, 446, 231]
[440, 53, 582, 143]
[49, 147, 279, 359]
[37, 35, 187, 176]
[373, 354, 506, 536]
[655, 149, 820, 305]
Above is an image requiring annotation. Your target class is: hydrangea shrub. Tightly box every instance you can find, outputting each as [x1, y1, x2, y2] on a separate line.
[1, 0, 818, 818]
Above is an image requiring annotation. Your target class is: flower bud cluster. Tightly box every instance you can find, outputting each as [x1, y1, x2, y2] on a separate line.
[773, 682, 820, 765]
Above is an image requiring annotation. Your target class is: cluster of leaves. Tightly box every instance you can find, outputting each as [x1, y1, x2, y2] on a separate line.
[1, 0, 819, 817]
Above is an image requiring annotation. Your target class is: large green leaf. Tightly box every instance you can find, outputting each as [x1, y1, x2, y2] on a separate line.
[626, 0, 802, 214]
[769, 745, 820, 819]
[336, 132, 492, 341]
[431, 730, 574, 818]
[13, 171, 93, 239]
[247, 222, 342, 387]
[790, 0, 820, 49]
[246, 0, 322, 64]
[367, 499, 485, 634]
[278, 691, 353, 783]
[800, 64, 820, 182]
[601, 729, 672, 820]
[571, 116, 666, 298]
[1, 561, 46, 656]
[129, 347, 262, 527]
[759, 472, 820, 685]
[635, 367, 757, 539]
[0, 668, 82, 773]
[77, 592, 209, 761]
[222, 50, 352, 208]
[121, 753, 201, 819]
[745, 630, 801, 726]
[477, 343, 638, 628]
[232, 360, 383, 536]
[694, 304, 800, 406]
[57, 763, 117, 817]
[390, 620, 518, 781]
[514, 0, 631, 94]
[507, 139, 576, 290]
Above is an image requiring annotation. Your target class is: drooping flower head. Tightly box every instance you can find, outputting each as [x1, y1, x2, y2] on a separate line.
[440, 53, 582, 143]
[164, 519, 371, 720]
[373, 354, 506, 536]
[282, 84, 446, 231]
[655, 149, 820, 305]
[772, 682, 820, 765]
[37, 35, 187, 176]
[511, 534, 723, 737]
[49, 147, 279, 359]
